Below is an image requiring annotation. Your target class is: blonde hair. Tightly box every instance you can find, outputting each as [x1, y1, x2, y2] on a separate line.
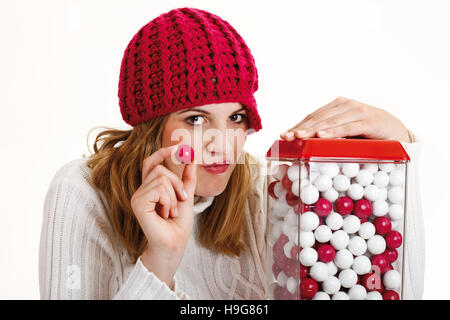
[84, 115, 255, 263]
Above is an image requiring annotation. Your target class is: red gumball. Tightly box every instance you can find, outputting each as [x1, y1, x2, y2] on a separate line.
[385, 231, 403, 249]
[371, 254, 390, 274]
[359, 217, 369, 224]
[272, 263, 282, 277]
[290, 245, 299, 259]
[286, 190, 299, 207]
[383, 249, 398, 263]
[361, 272, 383, 292]
[273, 285, 283, 299]
[313, 198, 333, 217]
[283, 259, 300, 279]
[300, 202, 312, 214]
[353, 199, 373, 219]
[293, 203, 300, 214]
[317, 244, 336, 263]
[383, 290, 399, 300]
[299, 278, 318, 299]
[282, 174, 293, 191]
[335, 197, 354, 215]
[268, 181, 279, 200]
[374, 217, 392, 235]
[176, 144, 194, 164]
[300, 264, 309, 279]
[280, 287, 296, 300]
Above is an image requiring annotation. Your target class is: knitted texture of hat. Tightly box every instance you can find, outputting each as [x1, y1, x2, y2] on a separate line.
[118, 7, 262, 134]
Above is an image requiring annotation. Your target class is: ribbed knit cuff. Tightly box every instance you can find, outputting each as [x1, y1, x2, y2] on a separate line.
[112, 256, 183, 300]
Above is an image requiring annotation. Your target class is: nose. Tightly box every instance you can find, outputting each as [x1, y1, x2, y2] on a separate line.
[204, 129, 234, 163]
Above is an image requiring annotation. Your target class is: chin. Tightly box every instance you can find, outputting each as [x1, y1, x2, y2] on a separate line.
[195, 183, 228, 197]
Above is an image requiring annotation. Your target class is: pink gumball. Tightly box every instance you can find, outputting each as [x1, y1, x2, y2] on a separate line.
[268, 181, 279, 199]
[354, 199, 373, 219]
[313, 198, 333, 217]
[282, 174, 293, 191]
[176, 144, 194, 164]
[383, 249, 398, 263]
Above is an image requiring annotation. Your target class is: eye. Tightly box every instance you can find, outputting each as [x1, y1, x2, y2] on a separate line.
[230, 113, 247, 123]
[186, 115, 206, 126]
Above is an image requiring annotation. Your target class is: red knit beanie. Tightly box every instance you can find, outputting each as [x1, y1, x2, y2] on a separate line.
[118, 7, 262, 134]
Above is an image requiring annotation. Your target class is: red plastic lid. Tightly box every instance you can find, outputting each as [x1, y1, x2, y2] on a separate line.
[265, 138, 410, 162]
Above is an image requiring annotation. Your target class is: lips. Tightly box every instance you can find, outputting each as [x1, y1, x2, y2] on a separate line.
[201, 163, 230, 174]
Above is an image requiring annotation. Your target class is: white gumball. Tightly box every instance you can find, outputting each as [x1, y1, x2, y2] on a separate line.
[378, 187, 388, 201]
[313, 174, 333, 192]
[288, 227, 299, 246]
[300, 165, 308, 179]
[299, 231, 315, 248]
[299, 247, 318, 267]
[314, 225, 332, 243]
[333, 174, 351, 192]
[367, 235, 386, 255]
[272, 164, 289, 180]
[379, 163, 395, 173]
[284, 209, 298, 226]
[271, 220, 283, 240]
[389, 169, 404, 186]
[342, 215, 361, 234]
[366, 291, 383, 300]
[383, 270, 401, 289]
[286, 276, 297, 294]
[373, 171, 390, 188]
[388, 204, 404, 221]
[347, 183, 364, 200]
[272, 199, 288, 218]
[276, 271, 288, 287]
[348, 284, 367, 300]
[322, 276, 341, 295]
[372, 200, 389, 217]
[347, 236, 368, 256]
[364, 185, 380, 202]
[300, 211, 320, 231]
[291, 180, 300, 196]
[274, 181, 287, 199]
[362, 163, 378, 174]
[327, 261, 338, 276]
[330, 230, 350, 250]
[320, 163, 340, 178]
[282, 219, 294, 237]
[310, 262, 329, 282]
[287, 164, 300, 181]
[352, 255, 372, 275]
[283, 241, 295, 259]
[355, 169, 374, 186]
[339, 269, 358, 288]
[322, 188, 339, 203]
[326, 212, 344, 231]
[388, 186, 404, 204]
[358, 222, 376, 240]
[300, 184, 319, 205]
[334, 249, 354, 269]
[342, 163, 360, 178]
[332, 291, 350, 300]
[313, 292, 331, 300]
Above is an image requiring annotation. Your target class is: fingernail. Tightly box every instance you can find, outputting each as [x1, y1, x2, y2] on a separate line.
[281, 131, 294, 138]
[318, 130, 328, 137]
[182, 189, 188, 200]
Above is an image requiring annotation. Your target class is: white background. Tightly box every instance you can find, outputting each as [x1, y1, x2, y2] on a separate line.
[1, 0, 449, 299]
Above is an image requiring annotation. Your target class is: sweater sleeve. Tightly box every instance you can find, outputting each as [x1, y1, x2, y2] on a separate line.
[39, 180, 189, 300]
[399, 128, 426, 299]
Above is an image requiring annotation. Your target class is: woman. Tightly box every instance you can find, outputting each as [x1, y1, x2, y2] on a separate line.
[39, 7, 424, 299]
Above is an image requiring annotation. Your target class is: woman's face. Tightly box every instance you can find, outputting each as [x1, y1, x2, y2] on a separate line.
[162, 102, 248, 197]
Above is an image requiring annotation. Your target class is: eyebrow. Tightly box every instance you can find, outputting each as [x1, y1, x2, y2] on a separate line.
[177, 106, 246, 115]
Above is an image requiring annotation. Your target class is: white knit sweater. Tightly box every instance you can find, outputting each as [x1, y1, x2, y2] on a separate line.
[39, 134, 425, 300]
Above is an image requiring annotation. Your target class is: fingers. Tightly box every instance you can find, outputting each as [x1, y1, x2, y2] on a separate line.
[317, 120, 369, 139]
[280, 97, 365, 140]
[142, 164, 188, 203]
[295, 109, 364, 139]
[181, 162, 197, 199]
[141, 145, 178, 183]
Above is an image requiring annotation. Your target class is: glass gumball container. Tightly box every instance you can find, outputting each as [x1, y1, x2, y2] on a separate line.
[265, 138, 410, 300]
